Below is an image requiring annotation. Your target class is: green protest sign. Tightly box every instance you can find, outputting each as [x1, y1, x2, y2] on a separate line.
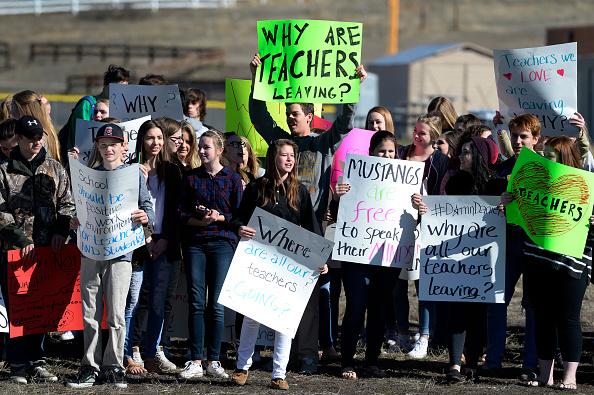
[506, 147, 594, 258]
[254, 19, 362, 104]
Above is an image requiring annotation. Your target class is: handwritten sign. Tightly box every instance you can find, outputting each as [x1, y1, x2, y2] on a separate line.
[74, 116, 150, 164]
[494, 42, 578, 135]
[419, 196, 506, 303]
[7, 245, 83, 337]
[254, 19, 363, 103]
[219, 207, 333, 338]
[168, 274, 275, 346]
[332, 154, 423, 267]
[69, 157, 145, 260]
[330, 128, 375, 189]
[507, 147, 594, 258]
[109, 84, 183, 121]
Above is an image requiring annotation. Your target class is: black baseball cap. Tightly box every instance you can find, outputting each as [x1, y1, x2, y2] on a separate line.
[16, 115, 44, 139]
[95, 123, 124, 141]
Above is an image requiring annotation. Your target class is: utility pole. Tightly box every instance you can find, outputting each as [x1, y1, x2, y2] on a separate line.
[388, 0, 399, 54]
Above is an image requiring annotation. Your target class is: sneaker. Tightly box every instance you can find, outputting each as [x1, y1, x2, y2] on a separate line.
[30, 365, 58, 382]
[231, 369, 248, 386]
[297, 357, 317, 375]
[155, 346, 178, 372]
[60, 331, 75, 341]
[206, 361, 228, 378]
[66, 366, 98, 388]
[407, 337, 429, 359]
[103, 367, 127, 389]
[446, 368, 463, 383]
[388, 334, 413, 353]
[10, 368, 28, 385]
[132, 346, 144, 366]
[519, 367, 538, 382]
[270, 378, 289, 390]
[178, 361, 204, 379]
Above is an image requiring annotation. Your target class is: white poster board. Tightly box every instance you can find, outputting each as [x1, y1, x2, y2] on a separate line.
[418, 196, 506, 303]
[74, 116, 150, 164]
[494, 42, 578, 135]
[109, 84, 184, 121]
[219, 207, 333, 338]
[167, 271, 275, 347]
[332, 153, 423, 267]
[69, 157, 145, 261]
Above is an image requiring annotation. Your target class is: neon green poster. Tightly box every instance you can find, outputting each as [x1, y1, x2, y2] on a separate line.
[226, 78, 323, 157]
[254, 19, 362, 104]
[506, 147, 594, 258]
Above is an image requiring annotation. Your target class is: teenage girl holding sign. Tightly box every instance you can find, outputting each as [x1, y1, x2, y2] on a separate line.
[333, 130, 403, 380]
[230, 139, 327, 391]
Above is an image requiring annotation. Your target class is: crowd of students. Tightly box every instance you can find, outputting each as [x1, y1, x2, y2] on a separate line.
[0, 56, 591, 392]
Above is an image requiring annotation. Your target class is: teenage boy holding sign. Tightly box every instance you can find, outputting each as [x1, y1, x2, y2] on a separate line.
[249, 53, 366, 373]
[67, 123, 154, 389]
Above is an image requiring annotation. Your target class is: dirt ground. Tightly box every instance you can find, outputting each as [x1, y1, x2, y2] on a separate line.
[2, 281, 594, 394]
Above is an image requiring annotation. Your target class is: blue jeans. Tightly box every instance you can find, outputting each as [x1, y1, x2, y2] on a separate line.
[415, 280, 434, 337]
[124, 264, 143, 359]
[318, 268, 341, 349]
[185, 238, 234, 361]
[142, 255, 178, 358]
[486, 228, 537, 369]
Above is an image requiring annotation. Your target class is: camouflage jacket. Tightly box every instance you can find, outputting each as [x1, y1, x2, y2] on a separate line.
[0, 147, 75, 249]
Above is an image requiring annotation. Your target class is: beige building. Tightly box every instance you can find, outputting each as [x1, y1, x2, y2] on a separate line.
[368, 42, 498, 138]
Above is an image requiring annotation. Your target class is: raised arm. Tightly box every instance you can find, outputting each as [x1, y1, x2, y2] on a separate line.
[249, 53, 291, 143]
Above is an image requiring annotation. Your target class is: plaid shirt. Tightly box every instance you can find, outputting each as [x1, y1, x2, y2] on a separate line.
[180, 166, 243, 244]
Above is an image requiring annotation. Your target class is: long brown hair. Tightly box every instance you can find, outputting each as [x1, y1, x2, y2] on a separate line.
[545, 136, 582, 169]
[258, 139, 300, 213]
[7, 90, 61, 161]
[240, 136, 260, 178]
[134, 120, 168, 183]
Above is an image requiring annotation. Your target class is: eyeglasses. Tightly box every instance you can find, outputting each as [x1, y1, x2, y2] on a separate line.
[227, 141, 246, 148]
[169, 136, 182, 143]
[435, 140, 446, 145]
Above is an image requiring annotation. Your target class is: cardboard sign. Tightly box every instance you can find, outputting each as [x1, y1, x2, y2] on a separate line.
[330, 128, 375, 189]
[74, 116, 150, 164]
[506, 147, 594, 258]
[7, 245, 82, 337]
[219, 207, 333, 338]
[167, 274, 276, 346]
[332, 154, 423, 267]
[419, 196, 506, 303]
[254, 19, 363, 103]
[494, 42, 578, 135]
[109, 83, 183, 121]
[69, 157, 145, 260]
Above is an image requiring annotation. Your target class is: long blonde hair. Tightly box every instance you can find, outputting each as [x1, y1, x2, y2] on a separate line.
[180, 121, 201, 169]
[5, 90, 61, 161]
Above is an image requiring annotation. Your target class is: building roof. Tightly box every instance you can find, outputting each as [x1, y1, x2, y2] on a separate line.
[369, 42, 493, 66]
